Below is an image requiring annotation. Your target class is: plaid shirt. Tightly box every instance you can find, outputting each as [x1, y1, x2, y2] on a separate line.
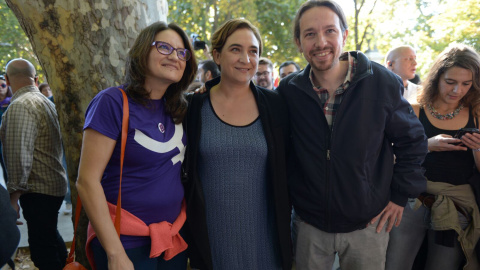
[0, 85, 66, 196]
[310, 52, 357, 129]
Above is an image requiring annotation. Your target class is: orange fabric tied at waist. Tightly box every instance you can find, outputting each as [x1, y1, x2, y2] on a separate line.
[85, 200, 187, 269]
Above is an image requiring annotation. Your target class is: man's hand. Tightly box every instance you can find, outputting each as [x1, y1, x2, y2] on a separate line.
[369, 201, 404, 233]
[10, 191, 23, 225]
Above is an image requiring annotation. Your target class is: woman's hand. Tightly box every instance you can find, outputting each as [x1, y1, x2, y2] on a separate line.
[107, 252, 134, 270]
[428, 134, 467, 152]
[460, 132, 480, 151]
[194, 84, 207, 94]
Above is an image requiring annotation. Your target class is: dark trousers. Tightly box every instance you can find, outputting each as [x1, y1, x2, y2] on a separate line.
[20, 193, 67, 270]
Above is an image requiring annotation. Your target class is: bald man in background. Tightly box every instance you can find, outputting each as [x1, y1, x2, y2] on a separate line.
[0, 59, 67, 270]
[385, 45, 419, 102]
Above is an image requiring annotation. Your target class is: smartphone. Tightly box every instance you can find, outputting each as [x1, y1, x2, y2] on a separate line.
[454, 127, 480, 139]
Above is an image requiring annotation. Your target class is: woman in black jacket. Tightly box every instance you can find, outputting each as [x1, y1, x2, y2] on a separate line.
[184, 18, 291, 270]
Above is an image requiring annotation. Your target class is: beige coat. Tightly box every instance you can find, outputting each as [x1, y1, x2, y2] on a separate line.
[421, 180, 480, 270]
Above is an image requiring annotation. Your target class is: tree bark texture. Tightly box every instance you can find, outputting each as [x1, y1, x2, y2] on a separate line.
[5, 0, 168, 268]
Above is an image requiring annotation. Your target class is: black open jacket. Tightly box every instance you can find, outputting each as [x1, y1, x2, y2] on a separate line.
[277, 51, 427, 233]
[183, 76, 292, 270]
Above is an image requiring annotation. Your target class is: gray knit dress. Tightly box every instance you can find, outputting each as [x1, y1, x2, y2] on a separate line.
[198, 99, 282, 270]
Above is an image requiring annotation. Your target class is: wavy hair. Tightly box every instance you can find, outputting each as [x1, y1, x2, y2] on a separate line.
[418, 43, 480, 117]
[124, 21, 197, 123]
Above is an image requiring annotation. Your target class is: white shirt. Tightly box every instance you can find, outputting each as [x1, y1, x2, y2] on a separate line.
[404, 81, 419, 103]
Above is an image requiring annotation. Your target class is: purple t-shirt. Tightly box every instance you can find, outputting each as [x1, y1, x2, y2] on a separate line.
[84, 86, 185, 248]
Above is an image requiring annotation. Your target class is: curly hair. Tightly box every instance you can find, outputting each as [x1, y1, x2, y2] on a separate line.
[418, 43, 480, 117]
[124, 21, 197, 123]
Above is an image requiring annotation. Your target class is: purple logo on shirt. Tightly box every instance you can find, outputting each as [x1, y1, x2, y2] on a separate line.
[158, 123, 165, 133]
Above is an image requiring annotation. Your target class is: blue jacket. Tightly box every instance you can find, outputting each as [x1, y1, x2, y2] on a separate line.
[277, 51, 427, 233]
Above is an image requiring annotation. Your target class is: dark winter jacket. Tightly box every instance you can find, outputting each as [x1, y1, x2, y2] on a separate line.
[277, 51, 427, 233]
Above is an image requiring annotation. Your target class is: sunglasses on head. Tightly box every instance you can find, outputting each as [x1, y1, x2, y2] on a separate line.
[151, 41, 191, 61]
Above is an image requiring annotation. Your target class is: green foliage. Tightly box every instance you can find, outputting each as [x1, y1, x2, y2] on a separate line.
[2, 0, 479, 81]
[0, 2, 43, 80]
[408, 0, 480, 78]
[169, 0, 480, 81]
[169, 0, 308, 70]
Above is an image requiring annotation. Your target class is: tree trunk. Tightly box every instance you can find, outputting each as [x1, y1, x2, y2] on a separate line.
[5, 0, 168, 267]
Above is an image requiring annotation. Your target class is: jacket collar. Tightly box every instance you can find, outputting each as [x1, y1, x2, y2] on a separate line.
[288, 51, 373, 95]
[11, 85, 39, 102]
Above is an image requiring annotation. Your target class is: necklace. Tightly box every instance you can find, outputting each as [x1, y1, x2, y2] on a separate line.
[427, 103, 464, 120]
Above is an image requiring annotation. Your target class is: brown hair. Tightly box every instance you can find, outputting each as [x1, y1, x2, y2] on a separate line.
[124, 21, 197, 123]
[38, 82, 49, 92]
[258, 57, 273, 70]
[294, 0, 348, 43]
[418, 43, 480, 117]
[210, 18, 262, 57]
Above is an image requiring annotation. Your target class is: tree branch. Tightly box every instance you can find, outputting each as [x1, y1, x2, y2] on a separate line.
[368, 0, 378, 15]
[359, 23, 372, 50]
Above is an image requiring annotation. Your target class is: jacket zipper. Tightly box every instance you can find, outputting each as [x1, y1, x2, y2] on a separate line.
[325, 77, 364, 231]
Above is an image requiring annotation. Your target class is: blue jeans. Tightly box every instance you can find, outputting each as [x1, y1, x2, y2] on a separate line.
[91, 243, 187, 270]
[20, 193, 67, 270]
[294, 211, 389, 270]
[385, 199, 468, 270]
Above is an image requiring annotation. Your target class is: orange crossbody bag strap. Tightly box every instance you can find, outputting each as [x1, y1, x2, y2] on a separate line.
[115, 87, 129, 234]
[66, 87, 129, 264]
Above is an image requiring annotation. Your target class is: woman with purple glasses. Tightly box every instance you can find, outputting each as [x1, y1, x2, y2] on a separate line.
[76, 22, 197, 270]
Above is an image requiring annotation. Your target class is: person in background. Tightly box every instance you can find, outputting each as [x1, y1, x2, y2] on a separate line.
[38, 81, 72, 214]
[279, 61, 301, 79]
[196, 60, 220, 83]
[385, 45, 419, 102]
[410, 73, 421, 85]
[186, 81, 203, 93]
[386, 43, 480, 270]
[76, 21, 196, 270]
[254, 57, 275, 90]
[39, 82, 54, 102]
[1, 59, 68, 270]
[184, 18, 292, 270]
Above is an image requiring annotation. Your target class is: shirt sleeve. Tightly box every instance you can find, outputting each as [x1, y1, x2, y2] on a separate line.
[386, 83, 428, 206]
[84, 87, 124, 140]
[4, 103, 38, 193]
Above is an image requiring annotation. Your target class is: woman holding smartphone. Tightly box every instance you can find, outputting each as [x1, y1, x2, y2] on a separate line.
[386, 44, 480, 270]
